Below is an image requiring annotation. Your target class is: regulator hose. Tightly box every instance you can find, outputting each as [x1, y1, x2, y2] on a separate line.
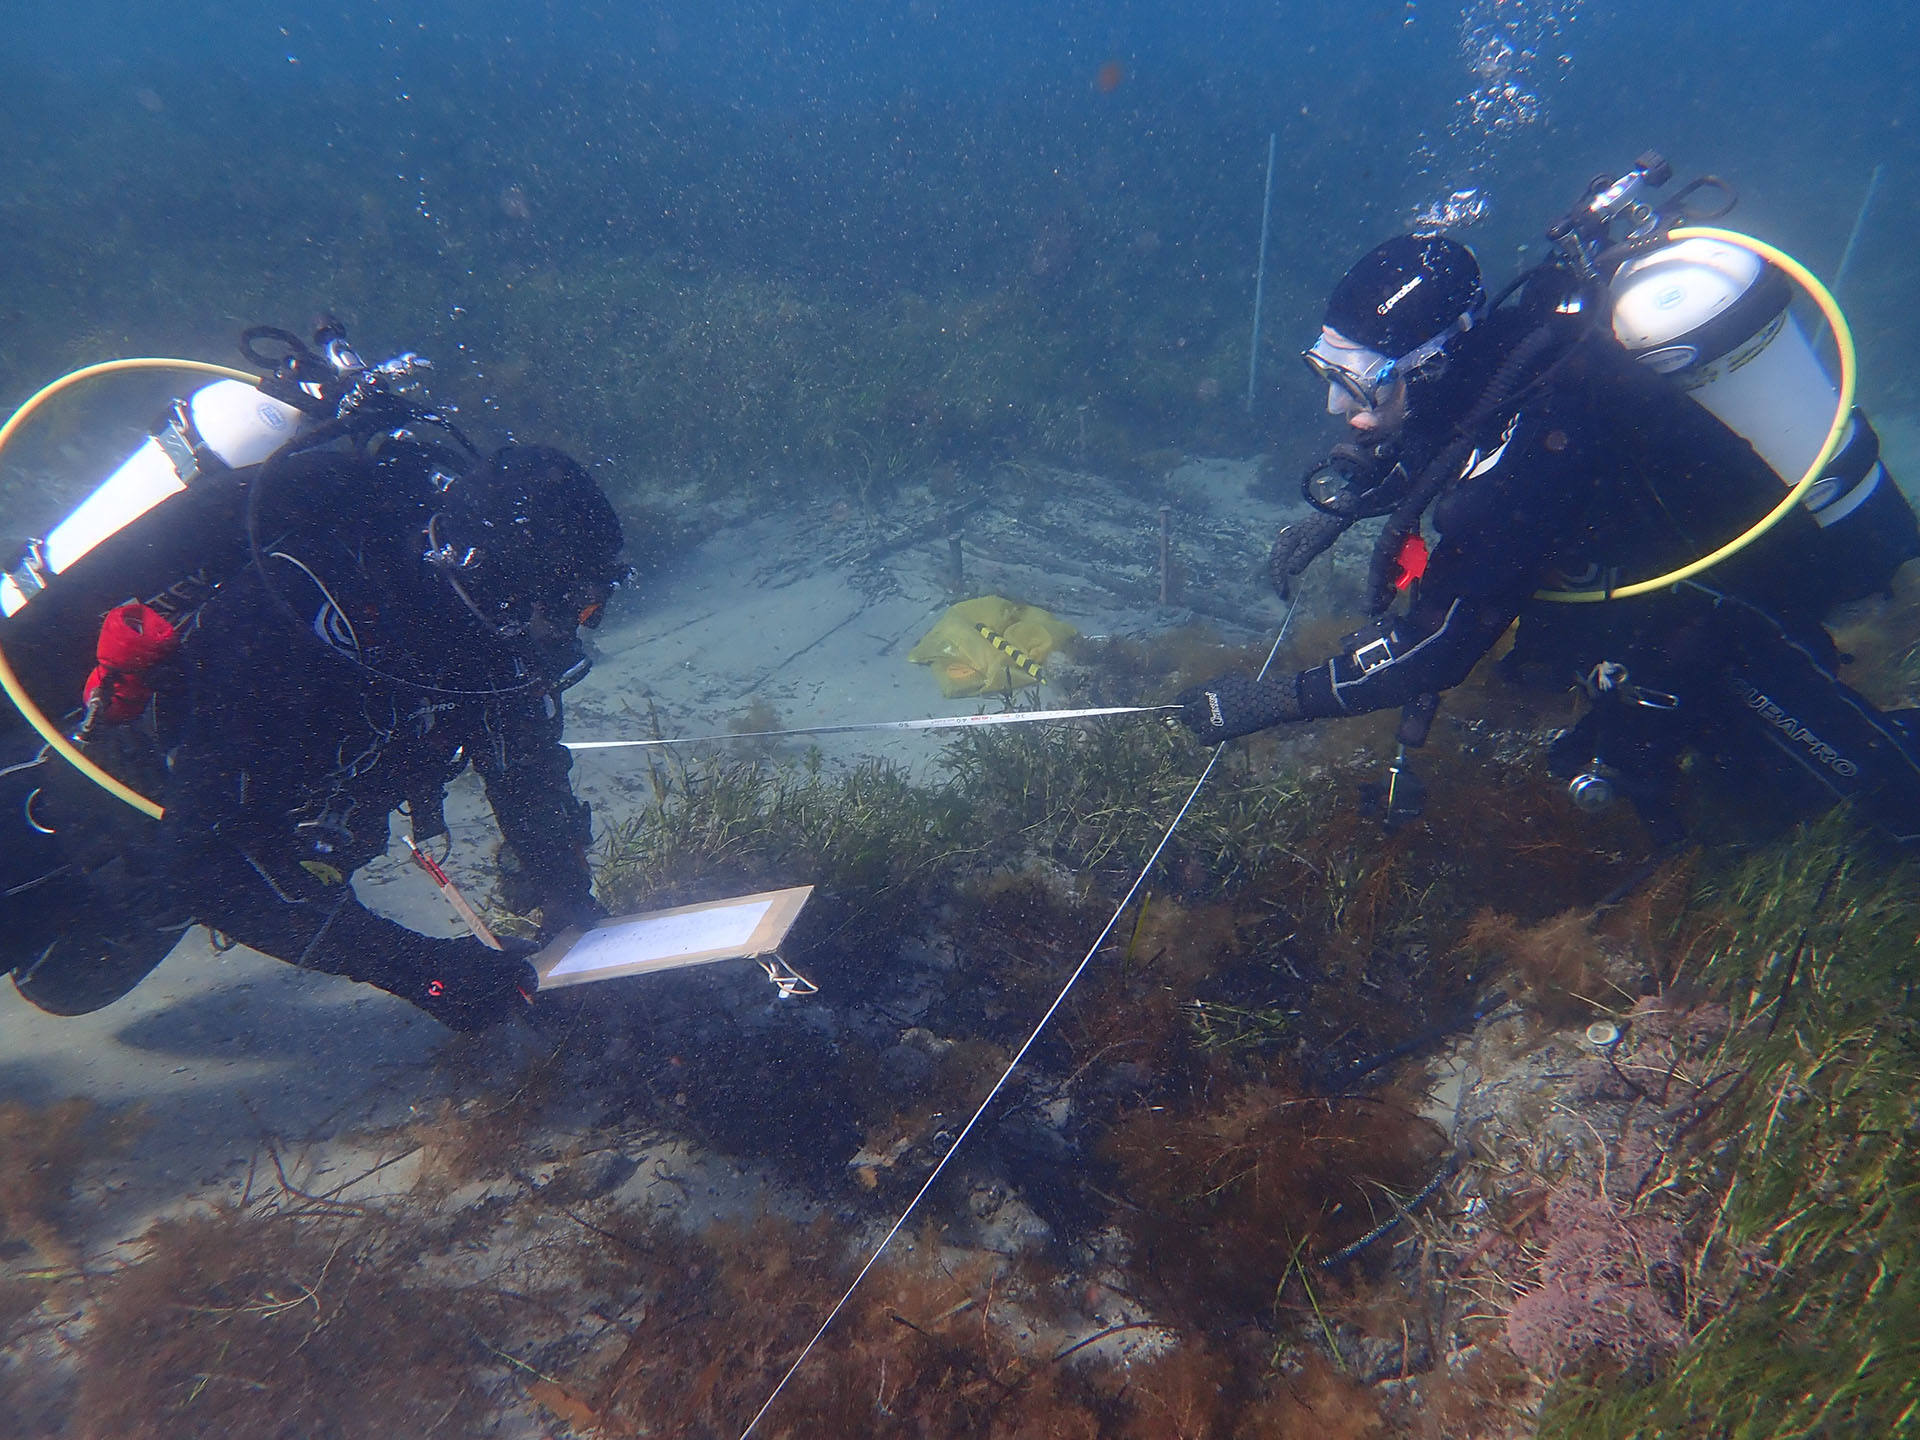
[1268, 509, 1354, 600]
[1536, 226, 1855, 603]
[1268, 443, 1415, 599]
[1364, 319, 1567, 614]
[242, 423, 548, 700]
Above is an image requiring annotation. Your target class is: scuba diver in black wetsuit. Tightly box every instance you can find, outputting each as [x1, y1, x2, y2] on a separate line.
[0, 322, 628, 1029]
[1179, 158, 1920, 846]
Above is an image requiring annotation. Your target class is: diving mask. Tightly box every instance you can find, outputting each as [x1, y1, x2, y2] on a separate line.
[1304, 319, 1473, 415]
[1303, 332, 1400, 414]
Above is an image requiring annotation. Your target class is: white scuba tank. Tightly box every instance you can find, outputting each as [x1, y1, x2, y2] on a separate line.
[0, 380, 305, 617]
[1609, 236, 1887, 530]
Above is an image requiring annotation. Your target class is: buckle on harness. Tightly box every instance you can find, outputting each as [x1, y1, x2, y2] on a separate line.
[295, 799, 358, 858]
[153, 420, 203, 486]
[6, 539, 50, 604]
[1352, 635, 1397, 674]
[155, 398, 229, 487]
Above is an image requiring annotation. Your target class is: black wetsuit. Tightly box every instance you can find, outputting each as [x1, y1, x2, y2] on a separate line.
[1205, 309, 1920, 840]
[2, 450, 601, 1025]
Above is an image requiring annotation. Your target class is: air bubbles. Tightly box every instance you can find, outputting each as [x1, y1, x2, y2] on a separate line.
[1453, 0, 1580, 140]
[1469, 33, 1515, 82]
[1411, 188, 1492, 232]
[1413, 0, 1579, 222]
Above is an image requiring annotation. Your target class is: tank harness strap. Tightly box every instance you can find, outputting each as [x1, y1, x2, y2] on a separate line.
[1803, 408, 1882, 529]
[153, 395, 234, 488]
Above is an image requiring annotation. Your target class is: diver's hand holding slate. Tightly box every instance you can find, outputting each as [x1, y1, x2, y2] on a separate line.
[413, 937, 539, 1032]
[533, 886, 814, 993]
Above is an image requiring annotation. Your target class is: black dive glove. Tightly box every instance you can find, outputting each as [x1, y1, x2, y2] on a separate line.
[1268, 511, 1353, 600]
[536, 891, 609, 944]
[1176, 671, 1304, 744]
[409, 936, 539, 1032]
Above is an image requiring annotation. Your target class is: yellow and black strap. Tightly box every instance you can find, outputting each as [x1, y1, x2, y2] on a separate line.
[974, 623, 1043, 682]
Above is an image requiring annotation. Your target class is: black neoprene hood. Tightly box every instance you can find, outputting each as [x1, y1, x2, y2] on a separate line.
[1325, 234, 1486, 356]
[449, 446, 626, 602]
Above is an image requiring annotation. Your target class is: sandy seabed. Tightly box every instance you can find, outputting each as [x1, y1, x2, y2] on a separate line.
[0, 453, 1294, 1302]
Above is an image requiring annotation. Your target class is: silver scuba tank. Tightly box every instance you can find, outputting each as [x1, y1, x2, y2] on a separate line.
[1609, 236, 1889, 531]
[1, 380, 306, 617]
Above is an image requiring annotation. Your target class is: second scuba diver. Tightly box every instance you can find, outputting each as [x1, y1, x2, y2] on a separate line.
[1179, 159, 1920, 845]
[0, 323, 628, 1029]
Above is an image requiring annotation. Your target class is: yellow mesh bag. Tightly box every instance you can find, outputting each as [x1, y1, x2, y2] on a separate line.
[906, 596, 1078, 698]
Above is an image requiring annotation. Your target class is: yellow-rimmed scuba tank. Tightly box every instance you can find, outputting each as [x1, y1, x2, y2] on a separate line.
[1530, 159, 1920, 839]
[0, 324, 434, 819]
[1, 374, 307, 617]
[1532, 154, 1919, 605]
[0, 357, 315, 820]
[1609, 235, 1890, 532]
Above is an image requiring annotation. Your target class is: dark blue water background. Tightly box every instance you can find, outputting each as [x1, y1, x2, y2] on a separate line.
[3, 1, 1915, 512]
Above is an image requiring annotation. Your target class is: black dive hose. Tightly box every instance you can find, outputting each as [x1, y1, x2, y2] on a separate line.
[1268, 444, 1420, 598]
[1269, 509, 1356, 600]
[1361, 320, 1572, 614]
[241, 415, 548, 701]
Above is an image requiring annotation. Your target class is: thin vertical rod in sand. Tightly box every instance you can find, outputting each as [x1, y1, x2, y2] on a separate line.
[736, 588, 1305, 1439]
[1246, 132, 1278, 412]
[1811, 163, 1884, 354]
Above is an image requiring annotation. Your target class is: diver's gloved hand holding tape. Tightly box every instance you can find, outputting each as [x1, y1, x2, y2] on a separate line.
[1176, 672, 1305, 743]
